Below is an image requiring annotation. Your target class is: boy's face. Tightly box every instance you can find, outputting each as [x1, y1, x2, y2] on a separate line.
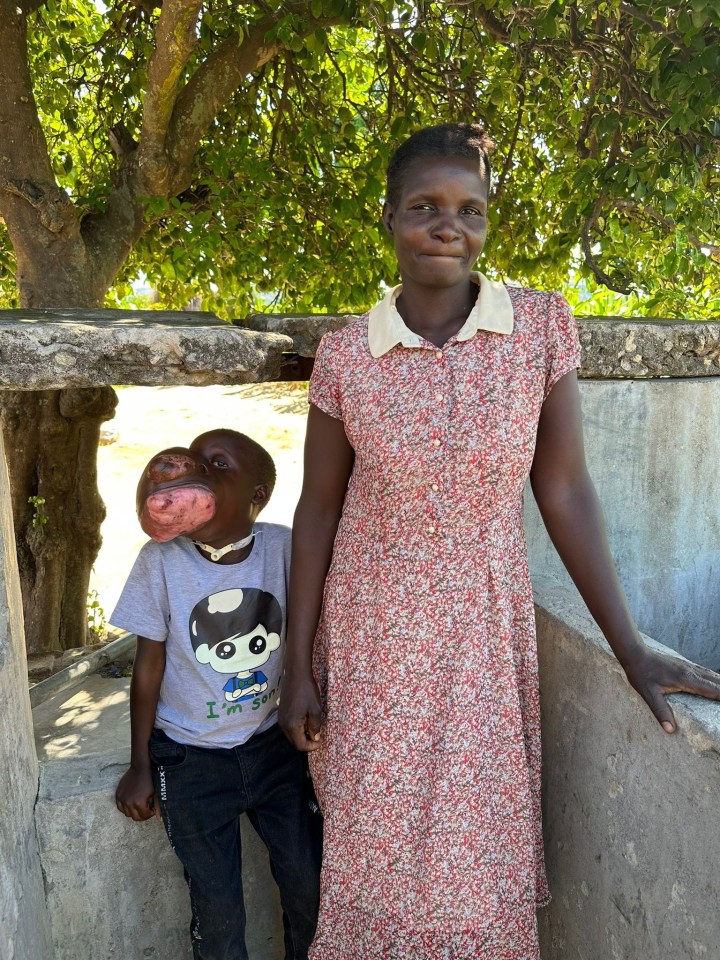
[137, 430, 268, 545]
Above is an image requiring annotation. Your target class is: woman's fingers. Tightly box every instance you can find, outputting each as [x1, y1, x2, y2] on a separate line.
[677, 663, 720, 700]
[632, 654, 720, 735]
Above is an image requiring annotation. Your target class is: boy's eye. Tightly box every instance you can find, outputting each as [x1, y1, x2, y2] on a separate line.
[461, 206, 483, 216]
[211, 457, 228, 468]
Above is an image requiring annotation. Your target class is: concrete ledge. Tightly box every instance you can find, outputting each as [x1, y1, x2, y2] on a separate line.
[237, 314, 362, 359]
[243, 313, 720, 378]
[535, 579, 720, 960]
[0, 310, 294, 389]
[29, 632, 136, 709]
[576, 318, 720, 378]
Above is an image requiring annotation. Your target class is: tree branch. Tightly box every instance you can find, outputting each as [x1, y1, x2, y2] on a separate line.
[619, 3, 695, 56]
[473, 6, 511, 43]
[0, 5, 56, 188]
[0, 2, 85, 264]
[581, 198, 634, 295]
[166, 7, 346, 192]
[165, 16, 282, 188]
[493, 72, 525, 205]
[136, 0, 203, 194]
[614, 199, 720, 262]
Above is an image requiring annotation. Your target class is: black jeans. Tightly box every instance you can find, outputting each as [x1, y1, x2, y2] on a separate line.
[149, 723, 322, 960]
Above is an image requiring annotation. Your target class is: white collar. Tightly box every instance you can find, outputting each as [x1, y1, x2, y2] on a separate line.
[367, 271, 514, 358]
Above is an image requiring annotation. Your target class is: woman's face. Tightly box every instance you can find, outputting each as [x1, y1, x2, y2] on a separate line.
[382, 155, 489, 291]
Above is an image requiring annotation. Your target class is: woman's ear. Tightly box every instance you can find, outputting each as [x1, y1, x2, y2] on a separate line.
[382, 201, 395, 236]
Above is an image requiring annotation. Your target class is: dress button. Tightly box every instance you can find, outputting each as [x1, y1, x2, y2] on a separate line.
[435, 350, 443, 359]
[436, 393, 444, 402]
[432, 483, 439, 492]
[428, 525, 435, 534]
[433, 439, 441, 447]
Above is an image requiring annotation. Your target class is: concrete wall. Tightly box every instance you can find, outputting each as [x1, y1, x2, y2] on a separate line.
[536, 578, 720, 960]
[525, 377, 720, 668]
[31, 674, 284, 960]
[0, 431, 54, 960]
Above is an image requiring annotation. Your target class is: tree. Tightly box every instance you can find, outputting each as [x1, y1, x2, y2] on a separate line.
[0, 0, 718, 654]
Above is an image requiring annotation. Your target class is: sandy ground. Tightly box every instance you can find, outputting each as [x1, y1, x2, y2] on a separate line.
[91, 382, 309, 622]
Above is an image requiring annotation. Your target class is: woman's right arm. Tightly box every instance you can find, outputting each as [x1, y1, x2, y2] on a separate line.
[115, 636, 166, 820]
[279, 404, 354, 751]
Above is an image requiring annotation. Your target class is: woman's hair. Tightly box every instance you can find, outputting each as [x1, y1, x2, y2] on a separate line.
[385, 122, 495, 207]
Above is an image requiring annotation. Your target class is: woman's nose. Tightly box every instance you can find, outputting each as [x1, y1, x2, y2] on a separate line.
[431, 216, 461, 242]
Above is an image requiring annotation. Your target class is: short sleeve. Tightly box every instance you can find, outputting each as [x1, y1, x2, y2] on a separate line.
[109, 542, 170, 642]
[544, 292, 581, 399]
[308, 332, 343, 420]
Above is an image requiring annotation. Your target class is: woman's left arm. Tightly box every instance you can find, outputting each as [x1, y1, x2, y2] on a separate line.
[530, 370, 720, 733]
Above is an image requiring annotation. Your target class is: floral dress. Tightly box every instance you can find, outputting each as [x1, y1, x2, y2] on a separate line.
[307, 287, 580, 960]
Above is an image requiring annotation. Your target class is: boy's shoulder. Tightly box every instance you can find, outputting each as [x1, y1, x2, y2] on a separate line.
[253, 522, 292, 561]
[253, 521, 291, 541]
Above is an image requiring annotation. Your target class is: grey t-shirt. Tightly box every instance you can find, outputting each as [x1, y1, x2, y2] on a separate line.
[110, 523, 291, 748]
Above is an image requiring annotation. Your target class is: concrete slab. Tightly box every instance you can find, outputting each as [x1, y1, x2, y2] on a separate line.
[33, 673, 284, 960]
[535, 579, 720, 960]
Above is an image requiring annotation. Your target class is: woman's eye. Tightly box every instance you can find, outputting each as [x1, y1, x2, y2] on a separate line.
[211, 458, 228, 468]
[461, 207, 483, 216]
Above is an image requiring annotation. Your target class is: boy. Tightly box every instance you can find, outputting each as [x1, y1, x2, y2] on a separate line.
[113, 429, 321, 960]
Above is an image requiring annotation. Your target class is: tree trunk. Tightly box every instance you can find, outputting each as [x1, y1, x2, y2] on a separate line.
[0, 388, 118, 655]
[0, 228, 120, 655]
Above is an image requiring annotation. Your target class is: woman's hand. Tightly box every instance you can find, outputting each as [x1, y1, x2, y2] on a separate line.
[622, 647, 720, 734]
[115, 766, 160, 821]
[278, 668, 323, 752]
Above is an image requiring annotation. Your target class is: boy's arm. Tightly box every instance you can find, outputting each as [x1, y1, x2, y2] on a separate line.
[116, 636, 166, 821]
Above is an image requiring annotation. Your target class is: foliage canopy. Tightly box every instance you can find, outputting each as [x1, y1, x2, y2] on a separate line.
[0, 1, 718, 319]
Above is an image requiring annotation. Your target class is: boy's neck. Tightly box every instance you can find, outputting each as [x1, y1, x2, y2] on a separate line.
[192, 523, 258, 564]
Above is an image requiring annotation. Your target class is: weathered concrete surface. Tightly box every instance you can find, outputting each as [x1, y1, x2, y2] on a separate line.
[32, 674, 283, 960]
[0, 309, 294, 389]
[576, 317, 720, 378]
[536, 579, 720, 960]
[0, 431, 54, 960]
[239, 314, 362, 358]
[525, 378, 720, 668]
[243, 313, 720, 378]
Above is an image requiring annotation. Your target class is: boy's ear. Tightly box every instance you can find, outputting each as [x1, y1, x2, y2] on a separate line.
[252, 483, 269, 507]
[382, 201, 395, 236]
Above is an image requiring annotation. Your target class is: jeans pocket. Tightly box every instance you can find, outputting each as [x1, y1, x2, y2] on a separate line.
[149, 730, 187, 767]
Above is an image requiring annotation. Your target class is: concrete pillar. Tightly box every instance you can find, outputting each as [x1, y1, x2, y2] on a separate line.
[0, 430, 54, 959]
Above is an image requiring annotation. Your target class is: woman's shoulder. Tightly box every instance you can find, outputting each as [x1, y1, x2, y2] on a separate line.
[505, 286, 574, 335]
[315, 312, 371, 360]
[506, 284, 570, 312]
[318, 312, 370, 343]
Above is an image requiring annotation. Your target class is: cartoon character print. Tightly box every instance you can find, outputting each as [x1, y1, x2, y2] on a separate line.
[189, 588, 282, 702]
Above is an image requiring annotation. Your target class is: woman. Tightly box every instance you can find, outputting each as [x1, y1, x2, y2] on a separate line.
[279, 123, 720, 960]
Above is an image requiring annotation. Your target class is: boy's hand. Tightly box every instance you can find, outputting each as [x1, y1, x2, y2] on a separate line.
[278, 670, 323, 752]
[622, 648, 720, 734]
[116, 767, 160, 821]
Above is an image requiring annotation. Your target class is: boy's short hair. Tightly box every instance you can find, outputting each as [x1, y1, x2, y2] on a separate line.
[222, 430, 276, 500]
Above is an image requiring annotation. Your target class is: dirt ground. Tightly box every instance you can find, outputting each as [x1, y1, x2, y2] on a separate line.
[91, 382, 309, 624]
